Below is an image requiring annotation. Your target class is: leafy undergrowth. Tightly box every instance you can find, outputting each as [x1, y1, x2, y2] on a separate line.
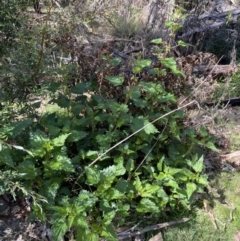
[1, 1, 240, 240]
[0, 52, 218, 240]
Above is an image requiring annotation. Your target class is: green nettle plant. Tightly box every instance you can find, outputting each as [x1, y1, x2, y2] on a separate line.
[0, 42, 217, 241]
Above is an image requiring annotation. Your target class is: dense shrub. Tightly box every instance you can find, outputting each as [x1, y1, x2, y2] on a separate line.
[0, 1, 218, 240]
[0, 54, 217, 240]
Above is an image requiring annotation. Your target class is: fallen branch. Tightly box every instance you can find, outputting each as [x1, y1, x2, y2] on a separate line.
[117, 218, 190, 240]
[193, 64, 237, 77]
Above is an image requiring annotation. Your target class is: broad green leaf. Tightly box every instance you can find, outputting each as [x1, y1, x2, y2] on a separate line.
[150, 38, 163, 44]
[16, 160, 40, 179]
[104, 188, 125, 200]
[76, 217, 89, 228]
[129, 86, 147, 108]
[164, 179, 179, 188]
[52, 133, 71, 147]
[131, 116, 159, 134]
[51, 94, 70, 108]
[134, 176, 143, 192]
[52, 220, 68, 241]
[136, 198, 159, 213]
[165, 166, 182, 176]
[205, 141, 219, 152]
[133, 59, 152, 74]
[115, 160, 126, 176]
[197, 175, 208, 185]
[76, 190, 98, 208]
[47, 154, 74, 172]
[86, 150, 99, 159]
[186, 182, 197, 199]
[126, 159, 135, 172]
[68, 130, 88, 142]
[191, 155, 204, 173]
[110, 58, 121, 66]
[102, 210, 116, 225]
[85, 167, 100, 185]
[40, 178, 61, 203]
[157, 156, 165, 171]
[177, 40, 190, 47]
[141, 184, 160, 198]
[159, 57, 184, 76]
[116, 179, 133, 193]
[199, 125, 208, 137]
[139, 82, 162, 94]
[101, 166, 116, 180]
[70, 82, 88, 94]
[71, 104, 85, 116]
[101, 224, 118, 241]
[105, 76, 124, 86]
[67, 214, 75, 229]
[86, 233, 99, 241]
[157, 189, 169, 200]
[76, 227, 90, 241]
[0, 147, 15, 168]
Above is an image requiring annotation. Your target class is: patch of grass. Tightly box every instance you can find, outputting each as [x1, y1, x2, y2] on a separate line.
[162, 172, 240, 241]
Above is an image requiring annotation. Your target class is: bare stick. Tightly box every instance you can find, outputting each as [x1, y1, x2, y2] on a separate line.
[117, 218, 190, 240]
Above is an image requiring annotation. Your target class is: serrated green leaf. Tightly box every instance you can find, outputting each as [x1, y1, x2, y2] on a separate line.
[126, 159, 135, 172]
[164, 179, 179, 188]
[101, 165, 116, 180]
[85, 167, 100, 185]
[205, 141, 219, 152]
[133, 59, 152, 74]
[76, 217, 89, 228]
[115, 160, 126, 176]
[110, 58, 121, 66]
[47, 154, 74, 172]
[191, 155, 204, 173]
[0, 147, 15, 168]
[105, 76, 124, 86]
[52, 220, 68, 241]
[165, 166, 182, 176]
[134, 176, 142, 192]
[177, 40, 190, 47]
[86, 233, 99, 241]
[68, 130, 88, 142]
[131, 116, 159, 134]
[67, 214, 75, 229]
[186, 182, 197, 199]
[76, 227, 90, 241]
[104, 188, 125, 200]
[102, 210, 116, 225]
[16, 160, 40, 179]
[159, 57, 184, 76]
[70, 83, 88, 94]
[198, 175, 208, 185]
[51, 93, 70, 108]
[86, 150, 99, 159]
[129, 86, 147, 108]
[136, 198, 159, 213]
[101, 224, 118, 241]
[141, 184, 160, 198]
[52, 133, 71, 147]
